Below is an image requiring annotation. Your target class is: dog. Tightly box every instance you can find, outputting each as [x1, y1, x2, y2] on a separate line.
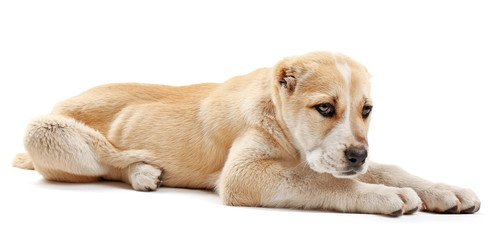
[12, 51, 480, 215]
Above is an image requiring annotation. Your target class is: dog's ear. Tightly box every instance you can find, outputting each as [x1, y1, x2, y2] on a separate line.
[273, 57, 302, 92]
[278, 72, 297, 92]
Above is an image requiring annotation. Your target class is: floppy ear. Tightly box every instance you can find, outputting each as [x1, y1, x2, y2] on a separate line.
[273, 57, 300, 92]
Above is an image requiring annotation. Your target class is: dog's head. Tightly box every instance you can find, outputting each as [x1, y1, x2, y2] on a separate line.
[271, 51, 372, 178]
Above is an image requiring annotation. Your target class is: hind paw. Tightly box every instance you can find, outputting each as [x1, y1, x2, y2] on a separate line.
[128, 163, 163, 191]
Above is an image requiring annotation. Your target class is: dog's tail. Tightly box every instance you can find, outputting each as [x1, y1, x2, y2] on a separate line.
[12, 153, 35, 170]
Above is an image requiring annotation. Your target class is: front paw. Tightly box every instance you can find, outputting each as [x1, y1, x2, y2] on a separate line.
[359, 185, 422, 216]
[418, 183, 480, 214]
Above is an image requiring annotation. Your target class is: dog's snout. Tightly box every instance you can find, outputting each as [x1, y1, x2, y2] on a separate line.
[345, 147, 367, 167]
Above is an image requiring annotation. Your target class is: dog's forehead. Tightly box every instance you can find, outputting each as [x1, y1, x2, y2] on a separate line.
[300, 54, 371, 98]
[330, 54, 370, 91]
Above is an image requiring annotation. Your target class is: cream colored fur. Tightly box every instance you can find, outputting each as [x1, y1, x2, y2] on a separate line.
[12, 51, 480, 215]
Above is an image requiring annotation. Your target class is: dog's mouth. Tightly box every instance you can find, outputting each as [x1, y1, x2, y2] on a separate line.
[308, 161, 365, 178]
[331, 169, 360, 178]
[333, 162, 369, 178]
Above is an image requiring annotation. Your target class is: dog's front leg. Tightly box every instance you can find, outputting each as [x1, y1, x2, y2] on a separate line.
[217, 130, 421, 215]
[356, 162, 481, 213]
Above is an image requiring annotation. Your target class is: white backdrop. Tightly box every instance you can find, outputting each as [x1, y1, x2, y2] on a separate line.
[1, 1, 498, 239]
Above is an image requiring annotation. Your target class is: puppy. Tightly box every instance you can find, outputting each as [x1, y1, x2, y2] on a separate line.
[12, 51, 480, 215]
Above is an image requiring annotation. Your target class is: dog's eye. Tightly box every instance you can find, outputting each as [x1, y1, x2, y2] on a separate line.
[362, 106, 372, 119]
[315, 103, 335, 117]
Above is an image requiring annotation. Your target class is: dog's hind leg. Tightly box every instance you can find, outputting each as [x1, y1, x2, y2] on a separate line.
[23, 115, 162, 190]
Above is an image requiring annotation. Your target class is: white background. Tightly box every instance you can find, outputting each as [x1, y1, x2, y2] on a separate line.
[1, 0, 498, 239]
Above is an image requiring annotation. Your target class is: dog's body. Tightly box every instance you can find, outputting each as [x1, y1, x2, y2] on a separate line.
[13, 52, 480, 215]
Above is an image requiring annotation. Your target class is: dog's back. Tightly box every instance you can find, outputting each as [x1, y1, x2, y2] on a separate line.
[53, 82, 219, 134]
[13, 69, 276, 189]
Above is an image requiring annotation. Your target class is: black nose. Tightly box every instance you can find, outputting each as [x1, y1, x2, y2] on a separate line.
[345, 147, 367, 167]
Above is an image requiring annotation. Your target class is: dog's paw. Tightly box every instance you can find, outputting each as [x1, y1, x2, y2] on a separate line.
[360, 185, 422, 216]
[128, 163, 163, 191]
[417, 183, 480, 214]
